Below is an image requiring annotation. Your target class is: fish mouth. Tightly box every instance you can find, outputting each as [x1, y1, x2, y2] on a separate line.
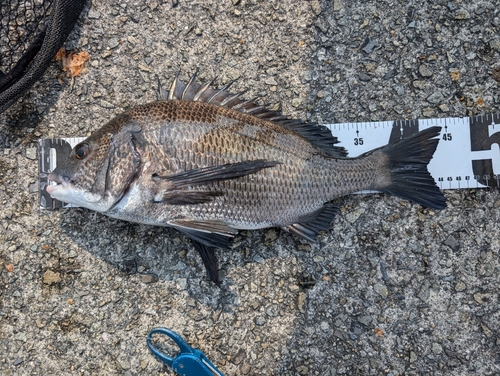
[46, 173, 66, 195]
[45, 173, 103, 207]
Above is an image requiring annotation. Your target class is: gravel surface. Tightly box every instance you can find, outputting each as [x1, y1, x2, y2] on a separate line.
[1, 0, 500, 375]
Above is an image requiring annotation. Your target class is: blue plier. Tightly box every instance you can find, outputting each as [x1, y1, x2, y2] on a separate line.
[146, 328, 225, 376]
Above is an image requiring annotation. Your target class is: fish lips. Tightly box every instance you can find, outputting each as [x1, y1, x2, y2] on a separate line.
[46, 172, 67, 196]
[46, 171, 110, 210]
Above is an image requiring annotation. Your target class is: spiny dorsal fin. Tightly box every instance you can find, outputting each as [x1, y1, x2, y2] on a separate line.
[157, 73, 348, 157]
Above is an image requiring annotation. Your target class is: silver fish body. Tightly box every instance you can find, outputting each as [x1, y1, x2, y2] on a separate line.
[47, 75, 446, 282]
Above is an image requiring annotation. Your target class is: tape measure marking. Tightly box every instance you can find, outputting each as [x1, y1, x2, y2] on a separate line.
[328, 113, 500, 190]
[38, 137, 85, 209]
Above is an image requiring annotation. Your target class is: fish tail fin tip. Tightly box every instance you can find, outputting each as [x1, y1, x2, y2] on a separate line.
[381, 126, 446, 210]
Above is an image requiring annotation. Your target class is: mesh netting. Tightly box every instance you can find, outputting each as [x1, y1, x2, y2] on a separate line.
[0, 0, 88, 114]
[0, 0, 53, 72]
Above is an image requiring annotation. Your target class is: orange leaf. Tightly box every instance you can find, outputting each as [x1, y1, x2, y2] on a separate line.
[58, 49, 91, 77]
[55, 48, 66, 61]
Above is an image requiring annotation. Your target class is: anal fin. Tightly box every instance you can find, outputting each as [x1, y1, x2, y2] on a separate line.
[284, 203, 340, 242]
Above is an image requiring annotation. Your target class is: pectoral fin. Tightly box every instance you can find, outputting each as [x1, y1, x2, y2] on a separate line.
[154, 190, 222, 205]
[156, 159, 280, 188]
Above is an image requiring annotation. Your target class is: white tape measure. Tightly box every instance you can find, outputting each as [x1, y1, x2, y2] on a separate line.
[39, 137, 85, 209]
[327, 113, 500, 190]
[38, 113, 500, 209]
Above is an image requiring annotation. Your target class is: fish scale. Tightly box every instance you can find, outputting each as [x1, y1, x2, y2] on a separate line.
[114, 100, 424, 226]
[128, 101, 336, 227]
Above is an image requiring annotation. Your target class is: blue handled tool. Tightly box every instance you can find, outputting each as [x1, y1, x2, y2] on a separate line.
[146, 327, 225, 376]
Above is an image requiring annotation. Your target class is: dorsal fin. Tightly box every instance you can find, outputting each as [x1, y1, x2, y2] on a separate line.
[158, 73, 348, 157]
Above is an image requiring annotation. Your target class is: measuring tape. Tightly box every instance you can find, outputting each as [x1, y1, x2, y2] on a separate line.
[328, 113, 500, 190]
[38, 113, 500, 209]
[39, 137, 85, 209]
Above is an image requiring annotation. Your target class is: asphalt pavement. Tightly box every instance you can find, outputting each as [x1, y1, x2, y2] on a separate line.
[1, 0, 500, 375]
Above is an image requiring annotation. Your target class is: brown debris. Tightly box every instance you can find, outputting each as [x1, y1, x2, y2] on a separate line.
[55, 48, 90, 78]
[43, 269, 61, 285]
[449, 70, 460, 81]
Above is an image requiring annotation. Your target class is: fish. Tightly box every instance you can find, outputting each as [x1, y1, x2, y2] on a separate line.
[47, 73, 446, 284]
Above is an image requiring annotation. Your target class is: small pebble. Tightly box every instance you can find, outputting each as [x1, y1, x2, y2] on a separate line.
[13, 358, 23, 366]
[438, 104, 450, 112]
[298, 292, 307, 313]
[419, 65, 433, 77]
[42, 270, 61, 285]
[432, 343, 443, 354]
[413, 80, 427, 89]
[358, 73, 372, 82]
[87, 10, 101, 19]
[254, 317, 266, 326]
[422, 107, 436, 117]
[427, 91, 444, 104]
[140, 274, 159, 284]
[454, 8, 471, 19]
[289, 284, 300, 293]
[361, 38, 378, 54]
[108, 38, 120, 49]
[374, 282, 388, 298]
[25, 148, 37, 160]
[265, 77, 277, 86]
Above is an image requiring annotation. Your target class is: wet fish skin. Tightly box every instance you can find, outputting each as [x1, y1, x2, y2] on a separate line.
[47, 74, 446, 283]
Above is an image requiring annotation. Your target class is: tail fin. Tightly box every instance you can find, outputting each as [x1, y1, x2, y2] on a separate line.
[380, 126, 446, 209]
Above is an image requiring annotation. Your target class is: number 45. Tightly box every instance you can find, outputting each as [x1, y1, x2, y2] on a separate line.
[442, 133, 452, 141]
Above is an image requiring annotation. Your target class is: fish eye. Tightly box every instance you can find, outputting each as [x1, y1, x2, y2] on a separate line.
[74, 143, 90, 159]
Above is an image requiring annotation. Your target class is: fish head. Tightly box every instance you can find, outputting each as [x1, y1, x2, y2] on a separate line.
[47, 114, 142, 212]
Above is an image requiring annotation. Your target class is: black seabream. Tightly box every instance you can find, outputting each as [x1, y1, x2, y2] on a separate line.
[47, 73, 446, 283]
